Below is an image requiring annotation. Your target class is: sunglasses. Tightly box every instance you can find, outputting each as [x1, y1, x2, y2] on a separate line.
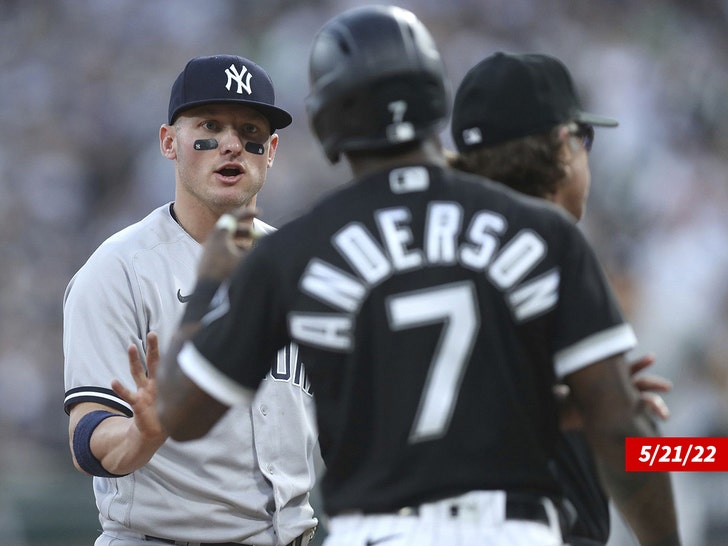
[569, 123, 595, 152]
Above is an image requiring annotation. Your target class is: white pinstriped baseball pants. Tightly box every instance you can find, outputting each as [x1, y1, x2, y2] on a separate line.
[323, 491, 563, 546]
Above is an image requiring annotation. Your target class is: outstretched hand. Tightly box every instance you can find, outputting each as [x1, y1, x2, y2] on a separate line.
[627, 353, 672, 420]
[111, 332, 166, 441]
[558, 353, 672, 431]
[196, 206, 261, 282]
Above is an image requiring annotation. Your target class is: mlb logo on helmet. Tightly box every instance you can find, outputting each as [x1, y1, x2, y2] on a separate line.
[461, 127, 483, 146]
[167, 54, 292, 131]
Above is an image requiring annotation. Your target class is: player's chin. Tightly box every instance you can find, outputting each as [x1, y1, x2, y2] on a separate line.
[210, 189, 258, 210]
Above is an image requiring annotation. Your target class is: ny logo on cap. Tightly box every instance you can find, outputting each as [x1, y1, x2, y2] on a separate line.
[225, 64, 253, 95]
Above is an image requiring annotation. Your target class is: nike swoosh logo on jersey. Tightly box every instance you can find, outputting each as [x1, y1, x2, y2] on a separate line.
[177, 289, 193, 303]
[366, 534, 402, 546]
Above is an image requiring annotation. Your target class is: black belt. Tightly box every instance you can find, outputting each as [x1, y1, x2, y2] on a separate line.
[504, 493, 551, 526]
[144, 532, 309, 546]
[368, 493, 551, 526]
[145, 539, 239, 546]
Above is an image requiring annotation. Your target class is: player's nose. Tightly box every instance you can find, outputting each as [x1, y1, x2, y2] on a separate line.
[217, 128, 244, 154]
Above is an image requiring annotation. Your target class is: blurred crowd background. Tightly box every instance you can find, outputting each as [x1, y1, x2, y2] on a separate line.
[1, 1, 726, 544]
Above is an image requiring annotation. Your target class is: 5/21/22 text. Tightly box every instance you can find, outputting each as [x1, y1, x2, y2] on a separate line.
[625, 437, 728, 471]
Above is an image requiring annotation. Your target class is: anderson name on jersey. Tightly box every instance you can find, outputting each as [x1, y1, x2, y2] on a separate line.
[292, 167, 559, 352]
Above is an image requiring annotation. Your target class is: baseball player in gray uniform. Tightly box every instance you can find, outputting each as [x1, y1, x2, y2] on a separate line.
[63, 55, 318, 546]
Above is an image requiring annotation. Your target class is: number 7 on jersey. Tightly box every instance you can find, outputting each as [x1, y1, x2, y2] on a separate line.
[386, 281, 480, 443]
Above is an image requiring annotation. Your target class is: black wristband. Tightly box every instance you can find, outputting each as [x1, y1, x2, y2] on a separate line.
[181, 279, 223, 324]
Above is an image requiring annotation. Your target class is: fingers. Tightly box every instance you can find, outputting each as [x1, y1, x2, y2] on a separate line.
[145, 332, 159, 379]
[127, 343, 147, 387]
[198, 207, 262, 280]
[632, 373, 673, 393]
[111, 378, 134, 405]
[214, 213, 239, 233]
[628, 352, 672, 394]
[628, 353, 656, 376]
[215, 207, 265, 250]
[641, 392, 670, 420]
[115, 334, 159, 404]
[215, 207, 261, 236]
[630, 357, 671, 420]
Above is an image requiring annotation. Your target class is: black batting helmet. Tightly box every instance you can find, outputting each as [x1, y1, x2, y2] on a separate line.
[305, 5, 450, 163]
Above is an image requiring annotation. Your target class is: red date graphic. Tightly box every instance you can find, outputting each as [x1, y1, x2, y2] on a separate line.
[626, 437, 728, 471]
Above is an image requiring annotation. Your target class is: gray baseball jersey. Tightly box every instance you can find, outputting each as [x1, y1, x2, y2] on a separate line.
[63, 203, 318, 545]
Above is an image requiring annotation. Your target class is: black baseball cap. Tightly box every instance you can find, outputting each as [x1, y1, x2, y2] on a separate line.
[452, 52, 618, 151]
[168, 55, 292, 130]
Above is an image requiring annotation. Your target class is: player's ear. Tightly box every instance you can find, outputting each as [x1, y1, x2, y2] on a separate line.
[556, 124, 578, 164]
[559, 124, 584, 156]
[556, 124, 571, 147]
[266, 133, 279, 168]
[160, 124, 177, 160]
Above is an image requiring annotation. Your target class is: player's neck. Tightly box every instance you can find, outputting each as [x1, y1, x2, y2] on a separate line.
[172, 199, 244, 244]
[346, 138, 447, 179]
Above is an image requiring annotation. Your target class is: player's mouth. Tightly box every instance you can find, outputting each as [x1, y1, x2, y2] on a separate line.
[215, 164, 245, 183]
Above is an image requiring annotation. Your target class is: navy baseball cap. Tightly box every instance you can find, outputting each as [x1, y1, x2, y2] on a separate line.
[168, 55, 292, 130]
[452, 52, 618, 151]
